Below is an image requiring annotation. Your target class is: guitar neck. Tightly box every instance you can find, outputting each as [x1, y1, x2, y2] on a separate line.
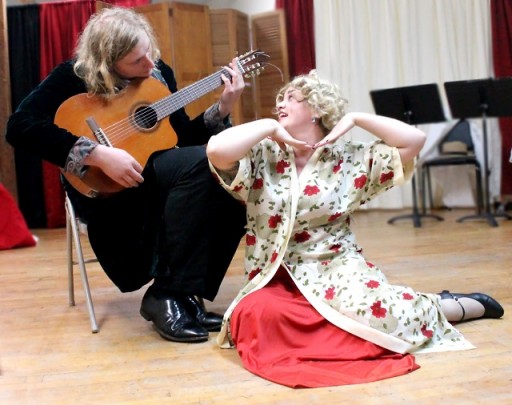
[154, 69, 228, 120]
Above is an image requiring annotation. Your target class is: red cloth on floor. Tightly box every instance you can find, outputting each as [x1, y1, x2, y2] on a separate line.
[230, 268, 419, 388]
[0, 184, 37, 250]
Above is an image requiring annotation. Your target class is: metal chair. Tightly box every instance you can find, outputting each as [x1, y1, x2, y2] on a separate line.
[65, 191, 207, 332]
[421, 119, 484, 221]
[65, 193, 99, 333]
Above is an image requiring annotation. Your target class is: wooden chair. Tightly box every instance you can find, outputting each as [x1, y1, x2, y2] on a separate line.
[65, 193, 99, 333]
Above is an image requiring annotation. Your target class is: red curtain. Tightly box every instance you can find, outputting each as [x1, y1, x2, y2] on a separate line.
[275, 0, 316, 77]
[39, 0, 96, 227]
[491, 0, 512, 196]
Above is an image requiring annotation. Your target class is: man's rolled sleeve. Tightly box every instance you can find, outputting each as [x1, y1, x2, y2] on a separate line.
[64, 136, 99, 178]
[204, 102, 231, 134]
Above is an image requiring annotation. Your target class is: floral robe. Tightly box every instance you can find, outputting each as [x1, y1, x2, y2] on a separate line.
[209, 137, 473, 354]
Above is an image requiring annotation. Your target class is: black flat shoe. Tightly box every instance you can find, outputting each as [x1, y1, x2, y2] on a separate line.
[183, 295, 223, 332]
[140, 290, 208, 343]
[439, 290, 505, 321]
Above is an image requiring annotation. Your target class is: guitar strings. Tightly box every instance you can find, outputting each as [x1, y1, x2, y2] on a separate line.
[95, 70, 227, 145]
[96, 53, 266, 143]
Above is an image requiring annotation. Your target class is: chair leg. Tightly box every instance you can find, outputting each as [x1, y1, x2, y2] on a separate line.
[66, 195, 99, 333]
[420, 166, 428, 214]
[426, 167, 434, 210]
[421, 165, 433, 213]
[421, 166, 434, 215]
[66, 207, 75, 307]
[475, 166, 483, 215]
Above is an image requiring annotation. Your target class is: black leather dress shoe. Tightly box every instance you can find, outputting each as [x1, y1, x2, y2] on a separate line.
[183, 295, 223, 332]
[439, 290, 505, 321]
[140, 290, 208, 343]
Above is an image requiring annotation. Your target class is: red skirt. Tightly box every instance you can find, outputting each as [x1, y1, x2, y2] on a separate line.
[230, 268, 419, 388]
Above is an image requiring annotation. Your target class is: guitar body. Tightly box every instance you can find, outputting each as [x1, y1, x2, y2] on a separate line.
[55, 77, 177, 198]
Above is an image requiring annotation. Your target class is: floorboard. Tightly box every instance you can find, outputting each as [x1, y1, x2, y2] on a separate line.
[1, 208, 511, 404]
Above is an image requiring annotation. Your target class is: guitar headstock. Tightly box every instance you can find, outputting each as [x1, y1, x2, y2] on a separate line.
[236, 50, 270, 78]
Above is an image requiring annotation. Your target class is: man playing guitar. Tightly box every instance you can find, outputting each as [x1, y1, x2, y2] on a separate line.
[6, 7, 248, 343]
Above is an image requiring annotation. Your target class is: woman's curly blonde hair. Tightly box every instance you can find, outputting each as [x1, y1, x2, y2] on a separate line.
[275, 70, 348, 134]
[74, 7, 160, 98]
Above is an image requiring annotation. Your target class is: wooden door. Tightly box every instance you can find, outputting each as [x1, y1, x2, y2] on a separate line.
[251, 10, 290, 119]
[210, 9, 255, 125]
[137, 2, 214, 120]
[134, 2, 173, 65]
[168, 2, 214, 119]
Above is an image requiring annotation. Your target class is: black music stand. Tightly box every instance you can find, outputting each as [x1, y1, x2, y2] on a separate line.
[444, 78, 512, 227]
[370, 83, 446, 227]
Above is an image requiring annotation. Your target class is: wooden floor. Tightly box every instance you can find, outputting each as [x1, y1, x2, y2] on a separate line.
[1, 208, 511, 404]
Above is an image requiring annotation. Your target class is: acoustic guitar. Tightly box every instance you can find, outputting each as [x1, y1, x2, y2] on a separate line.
[55, 50, 269, 198]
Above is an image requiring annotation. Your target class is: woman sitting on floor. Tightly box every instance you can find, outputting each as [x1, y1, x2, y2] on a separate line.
[206, 71, 504, 388]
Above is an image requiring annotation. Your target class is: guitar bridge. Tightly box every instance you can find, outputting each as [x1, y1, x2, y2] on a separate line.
[86, 117, 112, 147]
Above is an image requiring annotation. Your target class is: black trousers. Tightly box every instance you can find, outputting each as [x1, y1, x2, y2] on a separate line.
[67, 146, 246, 300]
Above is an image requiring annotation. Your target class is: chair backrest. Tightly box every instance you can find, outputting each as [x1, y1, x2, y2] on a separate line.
[438, 119, 474, 155]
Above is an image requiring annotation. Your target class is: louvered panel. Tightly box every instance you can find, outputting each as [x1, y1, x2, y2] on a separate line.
[210, 9, 254, 125]
[251, 10, 289, 119]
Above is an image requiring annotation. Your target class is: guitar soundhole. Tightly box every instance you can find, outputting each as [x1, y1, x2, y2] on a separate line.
[133, 106, 158, 131]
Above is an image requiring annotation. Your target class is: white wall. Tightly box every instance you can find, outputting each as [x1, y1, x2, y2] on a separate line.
[207, 0, 274, 14]
[151, 0, 208, 4]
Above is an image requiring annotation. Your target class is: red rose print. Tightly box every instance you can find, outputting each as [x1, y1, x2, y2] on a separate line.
[233, 185, 243, 192]
[304, 185, 320, 196]
[354, 175, 367, 189]
[370, 301, 387, 318]
[421, 324, 433, 339]
[402, 293, 414, 300]
[328, 212, 342, 222]
[276, 160, 290, 173]
[270, 251, 279, 263]
[333, 159, 343, 173]
[252, 178, 263, 189]
[246, 234, 256, 246]
[321, 260, 331, 266]
[380, 171, 394, 184]
[365, 280, 380, 289]
[268, 214, 282, 228]
[366, 261, 375, 268]
[248, 268, 261, 280]
[325, 286, 335, 300]
[294, 231, 311, 243]
[330, 244, 341, 253]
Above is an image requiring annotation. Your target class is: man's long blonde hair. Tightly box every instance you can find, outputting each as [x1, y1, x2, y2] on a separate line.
[74, 7, 160, 98]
